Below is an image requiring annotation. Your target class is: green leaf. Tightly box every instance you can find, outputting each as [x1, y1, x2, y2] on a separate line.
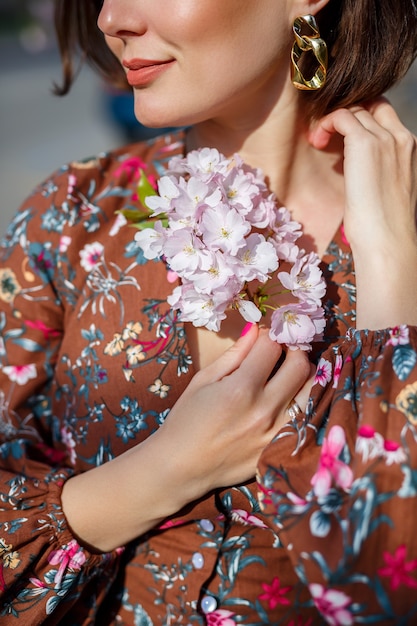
[118, 208, 151, 222]
[138, 169, 157, 207]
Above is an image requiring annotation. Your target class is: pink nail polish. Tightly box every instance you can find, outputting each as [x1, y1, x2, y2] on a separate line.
[240, 322, 254, 337]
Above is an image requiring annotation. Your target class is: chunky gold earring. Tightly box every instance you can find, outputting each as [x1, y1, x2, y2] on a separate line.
[291, 15, 328, 91]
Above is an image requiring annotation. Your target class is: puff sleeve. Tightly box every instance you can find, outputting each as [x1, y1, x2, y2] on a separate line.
[0, 168, 122, 625]
[258, 327, 417, 624]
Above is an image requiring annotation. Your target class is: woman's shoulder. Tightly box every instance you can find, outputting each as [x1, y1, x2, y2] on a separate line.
[69, 129, 186, 184]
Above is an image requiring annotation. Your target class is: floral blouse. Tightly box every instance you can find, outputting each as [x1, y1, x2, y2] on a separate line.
[0, 132, 416, 626]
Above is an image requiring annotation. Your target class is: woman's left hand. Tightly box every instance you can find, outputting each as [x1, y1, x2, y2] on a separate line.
[309, 98, 417, 329]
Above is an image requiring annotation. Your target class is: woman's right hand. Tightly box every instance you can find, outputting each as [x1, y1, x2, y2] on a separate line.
[152, 323, 313, 502]
[62, 324, 313, 552]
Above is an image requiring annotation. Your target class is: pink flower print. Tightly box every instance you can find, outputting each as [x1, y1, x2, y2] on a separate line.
[113, 157, 151, 183]
[382, 439, 407, 466]
[67, 173, 77, 197]
[378, 545, 417, 590]
[332, 354, 343, 389]
[258, 576, 292, 609]
[79, 242, 104, 272]
[315, 358, 332, 387]
[29, 577, 48, 590]
[387, 325, 410, 347]
[3, 364, 37, 386]
[311, 425, 353, 497]
[25, 319, 61, 341]
[355, 424, 384, 463]
[59, 235, 72, 253]
[48, 539, 86, 587]
[230, 509, 268, 529]
[309, 584, 353, 625]
[206, 609, 236, 625]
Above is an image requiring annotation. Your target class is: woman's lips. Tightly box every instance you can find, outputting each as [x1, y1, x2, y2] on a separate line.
[123, 59, 175, 87]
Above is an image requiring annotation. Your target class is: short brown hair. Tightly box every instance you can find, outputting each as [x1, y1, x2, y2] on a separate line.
[54, 0, 417, 119]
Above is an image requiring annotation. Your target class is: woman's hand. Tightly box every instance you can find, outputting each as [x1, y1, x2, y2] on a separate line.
[62, 324, 313, 552]
[309, 98, 417, 329]
[153, 324, 314, 502]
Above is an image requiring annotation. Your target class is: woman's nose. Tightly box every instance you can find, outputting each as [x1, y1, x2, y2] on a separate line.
[97, 0, 147, 39]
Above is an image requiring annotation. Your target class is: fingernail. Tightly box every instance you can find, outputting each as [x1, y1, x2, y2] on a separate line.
[240, 322, 254, 337]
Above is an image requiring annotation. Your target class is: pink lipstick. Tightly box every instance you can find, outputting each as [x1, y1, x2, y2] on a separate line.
[123, 59, 175, 87]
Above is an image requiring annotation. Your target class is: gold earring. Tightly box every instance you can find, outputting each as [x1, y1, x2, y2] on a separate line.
[291, 15, 328, 91]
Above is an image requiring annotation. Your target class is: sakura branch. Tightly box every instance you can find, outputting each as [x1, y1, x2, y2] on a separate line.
[129, 147, 326, 350]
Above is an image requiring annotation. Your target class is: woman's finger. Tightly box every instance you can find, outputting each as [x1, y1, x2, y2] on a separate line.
[190, 322, 260, 385]
[264, 348, 312, 409]
[308, 107, 367, 150]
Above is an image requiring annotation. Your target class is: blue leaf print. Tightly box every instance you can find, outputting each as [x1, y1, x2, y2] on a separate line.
[392, 345, 417, 381]
[12, 338, 44, 352]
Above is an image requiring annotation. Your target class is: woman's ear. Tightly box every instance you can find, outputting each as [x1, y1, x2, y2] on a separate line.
[290, 0, 330, 20]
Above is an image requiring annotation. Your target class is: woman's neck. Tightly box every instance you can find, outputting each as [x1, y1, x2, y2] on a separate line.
[186, 100, 345, 256]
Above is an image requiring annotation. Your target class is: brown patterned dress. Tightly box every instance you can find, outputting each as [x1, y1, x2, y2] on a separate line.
[0, 132, 416, 625]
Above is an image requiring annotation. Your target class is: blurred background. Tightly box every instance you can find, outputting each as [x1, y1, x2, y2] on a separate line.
[1, 0, 417, 237]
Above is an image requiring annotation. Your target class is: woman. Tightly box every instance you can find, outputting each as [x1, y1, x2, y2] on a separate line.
[1, 0, 417, 623]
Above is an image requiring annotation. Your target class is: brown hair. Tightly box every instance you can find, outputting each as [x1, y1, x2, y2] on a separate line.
[54, 0, 417, 119]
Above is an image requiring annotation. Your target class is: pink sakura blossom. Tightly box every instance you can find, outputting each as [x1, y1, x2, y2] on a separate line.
[3, 364, 37, 386]
[309, 584, 353, 625]
[205, 609, 236, 626]
[311, 425, 353, 497]
[79, 242, 104, 272]
[235, 234, 278, 282]
[172, 146, 228, 177]
[145, 175, 180, 215]
[222, 168, 263, 214]
[278, 251, 326, 307]
[270, 302, 325, 351]
[201, 203, 250, 255]
[134, 221, 167, 260]
[48, 539, 86, 587]
[234, 297, 262, 324]
[167, 284, 228, 331]
[258, 576, 292, 609]
[315, 358, 333, 387]
[230, 508, 268, 529]
[163, 228, 205, 276]
[378, 544, 417, 590]
[387, 325, 410, 346]
[133, 148, 326, 350]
